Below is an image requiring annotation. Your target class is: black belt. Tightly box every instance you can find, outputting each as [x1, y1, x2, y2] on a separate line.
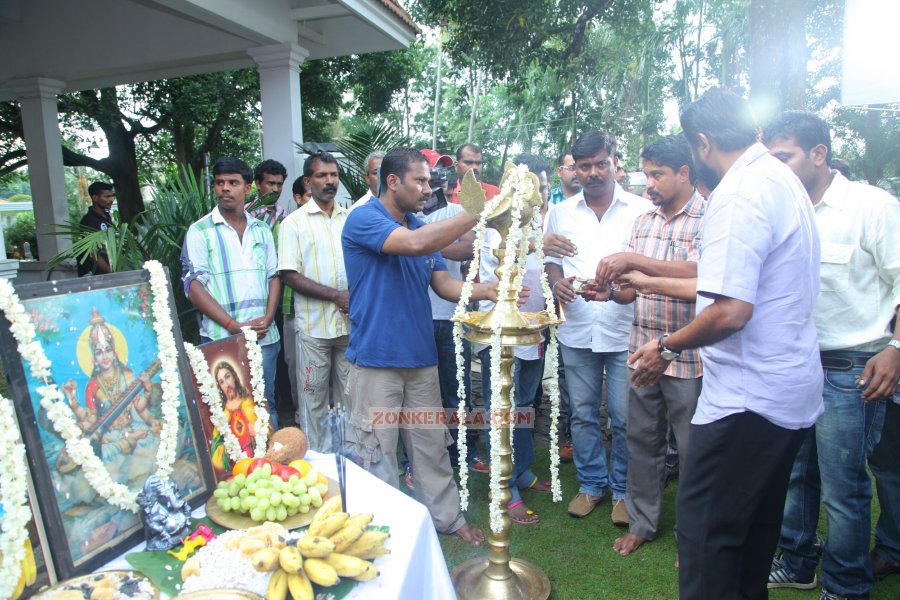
[820, 351, 874, 370]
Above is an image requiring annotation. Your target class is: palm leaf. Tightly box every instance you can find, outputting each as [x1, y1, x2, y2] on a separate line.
[298, 120, 411, 201]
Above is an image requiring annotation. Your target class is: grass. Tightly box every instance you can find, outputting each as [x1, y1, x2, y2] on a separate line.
[430, 447, 900, 600]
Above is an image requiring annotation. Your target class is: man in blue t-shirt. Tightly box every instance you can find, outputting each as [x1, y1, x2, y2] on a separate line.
[342, 147, 497, 547]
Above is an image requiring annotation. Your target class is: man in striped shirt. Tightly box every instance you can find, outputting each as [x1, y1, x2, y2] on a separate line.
[592, 135, 705, 558]
[182, 156, 282, 428]
[278, 151, 351, 451]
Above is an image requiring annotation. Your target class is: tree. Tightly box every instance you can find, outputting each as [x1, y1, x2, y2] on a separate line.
[57, 87, 166, 222]
[410, 0, 648, 79]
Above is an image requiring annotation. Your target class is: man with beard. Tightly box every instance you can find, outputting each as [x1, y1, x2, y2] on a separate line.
[764, 111, 900, 599]
[451, 143, 499, 204]
[628, 89, 823, 599]
[278, 151, 350, 451]
[544, 131, 652, 524]
[182, 156, 281, 428]
[588, 135, 704, 558]
[342, 147, 495, 547]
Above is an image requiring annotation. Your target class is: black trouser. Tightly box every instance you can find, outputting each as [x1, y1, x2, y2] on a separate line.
[677, 411, 807, 600]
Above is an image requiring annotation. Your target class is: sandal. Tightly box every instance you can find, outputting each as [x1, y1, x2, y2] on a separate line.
[525, 475, 552, 494]
[508, 500, 540, 525]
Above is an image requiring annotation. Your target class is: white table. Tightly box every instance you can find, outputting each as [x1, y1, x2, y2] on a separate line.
[104, 451, 456, 600]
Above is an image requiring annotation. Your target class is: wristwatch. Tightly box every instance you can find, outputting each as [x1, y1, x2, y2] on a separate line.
[658, 335, 681, 361]
[889, 339, 900, 353]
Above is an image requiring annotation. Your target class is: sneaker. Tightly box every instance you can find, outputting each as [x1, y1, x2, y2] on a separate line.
[559, 441, 574, 463]
[404, 467, 415, 490]
[768, 557, 817, 590]
[820, 589, 848, 600]
[567, 493, 602, 518]
[611, 499, 629, 527]
[469, 457, 490, 473]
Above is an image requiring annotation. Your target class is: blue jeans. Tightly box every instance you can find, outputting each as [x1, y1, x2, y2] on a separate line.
[869, 396, 900, 568]
[779, 362, 886, 599]
[560, 345, 628, 500]
[479, 348, 544, 504]
[434, 320, 473, 467]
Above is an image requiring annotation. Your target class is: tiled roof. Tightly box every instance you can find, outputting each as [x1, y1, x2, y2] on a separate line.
[377, 0, 421, 34]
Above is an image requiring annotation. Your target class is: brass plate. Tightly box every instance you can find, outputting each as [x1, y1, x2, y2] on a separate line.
[206, 476, 340, 531]
[32, 570, 159, 599]
[174, 590, 264, 600]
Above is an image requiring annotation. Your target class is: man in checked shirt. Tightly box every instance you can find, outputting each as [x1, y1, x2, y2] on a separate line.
[589, 135, 706, 558]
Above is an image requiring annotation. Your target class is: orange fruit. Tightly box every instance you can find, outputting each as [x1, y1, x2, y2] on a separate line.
[288, 459, 312, 477]
[232, 457, 254, 477]
[316, 472, 327, 486]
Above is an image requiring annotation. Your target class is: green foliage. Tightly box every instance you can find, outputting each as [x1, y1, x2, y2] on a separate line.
[3, 211, 37, 258]
[300, 121, 411, 200]
[301, 50, 423, 143]
[49, 168, 216, 342]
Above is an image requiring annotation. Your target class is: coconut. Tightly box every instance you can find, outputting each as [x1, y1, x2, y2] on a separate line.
[264, 427, 308, 463]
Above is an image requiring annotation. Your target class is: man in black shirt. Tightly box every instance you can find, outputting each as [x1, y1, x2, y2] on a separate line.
[77, 181, 114, 276]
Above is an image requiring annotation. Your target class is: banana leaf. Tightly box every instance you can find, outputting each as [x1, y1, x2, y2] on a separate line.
[126, 520, 388, 598]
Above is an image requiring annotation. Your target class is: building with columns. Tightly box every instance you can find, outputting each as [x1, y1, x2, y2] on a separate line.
[0, 0, 417, 280]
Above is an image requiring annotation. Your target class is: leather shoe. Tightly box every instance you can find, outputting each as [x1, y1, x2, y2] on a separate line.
[611, 499, 630, 527]
[871, 550, 900, 580]
[567, 493, 601, 518]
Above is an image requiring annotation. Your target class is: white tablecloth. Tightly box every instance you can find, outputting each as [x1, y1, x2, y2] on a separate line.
[103, 451, 456, 599]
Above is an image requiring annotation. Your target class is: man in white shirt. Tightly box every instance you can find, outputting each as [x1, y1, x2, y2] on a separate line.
[352, 151, 385, 208]
[278, 151, 351, 451]
[544, 131, 652, 524]
[419, 157, 480, 475]
[629, 89, 823, 599]
[764, 111, 900, 600]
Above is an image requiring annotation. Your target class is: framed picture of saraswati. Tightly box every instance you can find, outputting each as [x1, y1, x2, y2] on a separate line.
[0, 270, 215, 580]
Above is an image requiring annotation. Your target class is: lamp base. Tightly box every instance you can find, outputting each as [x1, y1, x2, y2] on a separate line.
[451, 557, 551, 600]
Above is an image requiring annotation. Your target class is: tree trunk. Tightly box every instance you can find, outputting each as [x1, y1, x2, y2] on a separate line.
[749, 0, 807, 123]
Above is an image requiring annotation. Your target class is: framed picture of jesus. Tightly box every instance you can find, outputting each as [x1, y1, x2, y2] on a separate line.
[188, 335, 272, 482]
[0, 269, 215, 580]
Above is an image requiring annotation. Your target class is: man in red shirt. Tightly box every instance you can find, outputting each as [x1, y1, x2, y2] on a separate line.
[450, 143, 500, 204]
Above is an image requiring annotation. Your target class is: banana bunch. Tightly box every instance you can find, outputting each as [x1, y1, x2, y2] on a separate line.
[245, 497, 390, 600]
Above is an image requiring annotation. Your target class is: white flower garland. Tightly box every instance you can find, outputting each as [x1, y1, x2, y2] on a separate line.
[485, 165, 531, 533]
[146, 261, 183, 481]
[453, 208, 491, 511]
[533, 207, 564, 501]
[183, 342, 244, 464]
[487, 333, 505, 533]
[451, 165, 565, 523]
[0, 393, 32, 600]
[240, 327, 270, 458]
[0, 261, 183, 513]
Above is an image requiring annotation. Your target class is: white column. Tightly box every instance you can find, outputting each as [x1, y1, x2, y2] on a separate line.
[247, 43, 308, 214]
[9, 77, 71, 261]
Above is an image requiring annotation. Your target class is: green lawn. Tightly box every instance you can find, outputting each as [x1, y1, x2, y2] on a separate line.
[432, 449, 900, 600]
